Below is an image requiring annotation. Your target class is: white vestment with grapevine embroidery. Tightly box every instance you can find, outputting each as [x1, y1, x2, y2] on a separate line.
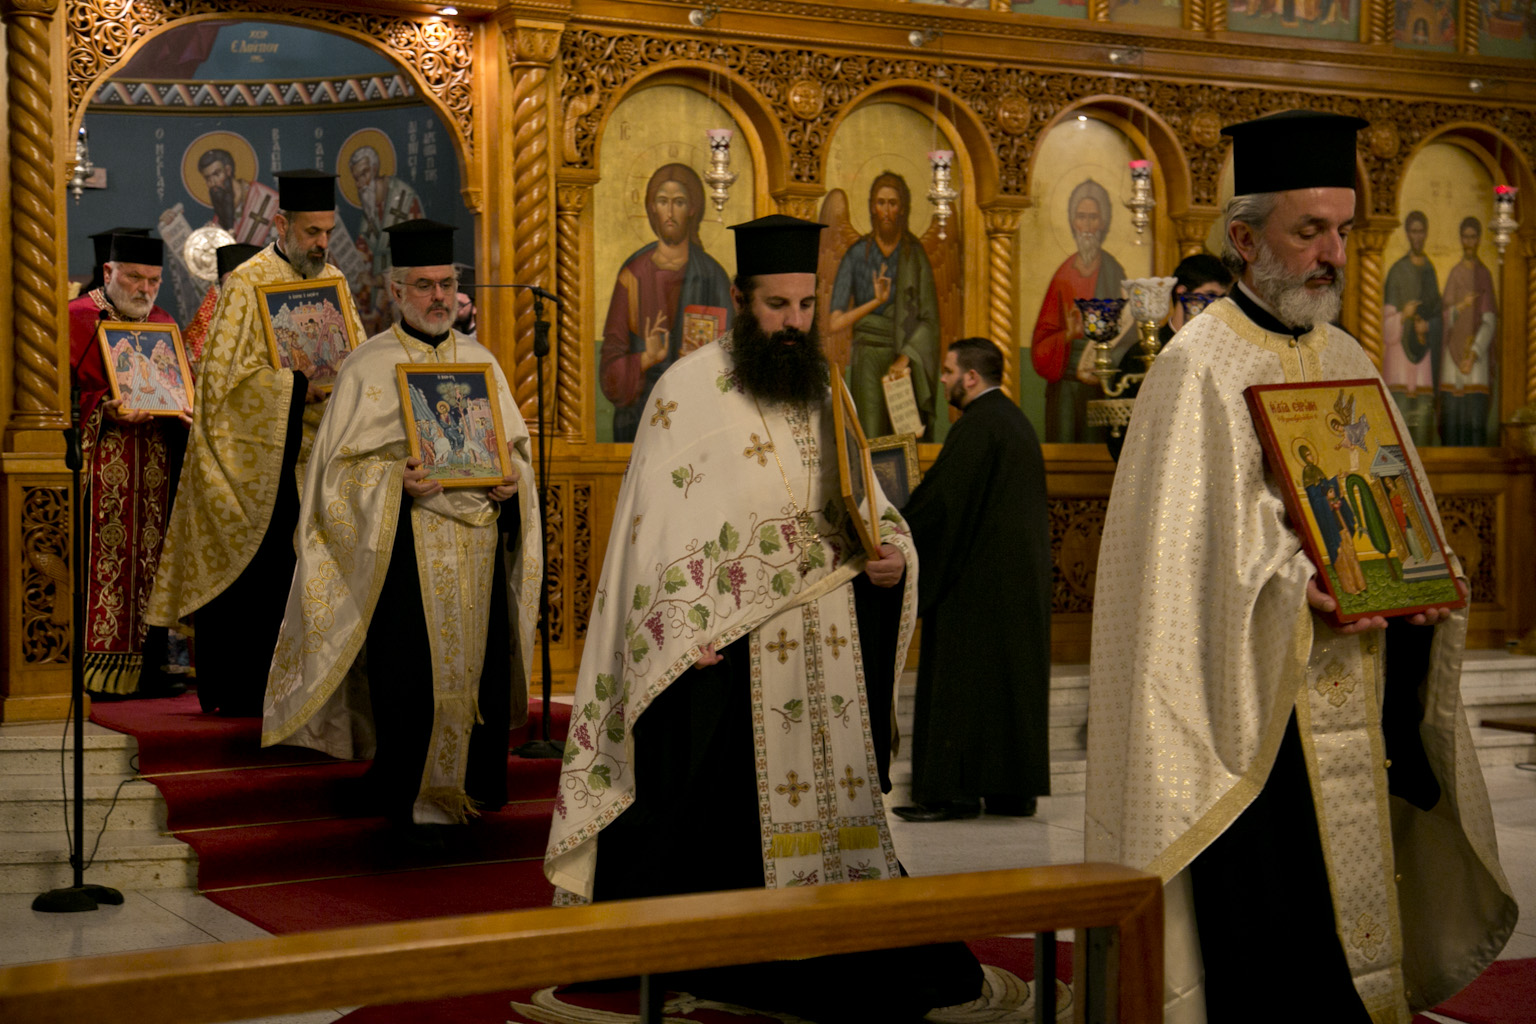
[545, 335, 916, 901]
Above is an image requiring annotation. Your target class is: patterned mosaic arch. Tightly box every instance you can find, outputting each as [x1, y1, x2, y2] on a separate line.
[65, 1, 476, 173]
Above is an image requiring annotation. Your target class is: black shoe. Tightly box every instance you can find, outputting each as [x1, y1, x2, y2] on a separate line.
[984, 795, 1038, 817]
[891, 801, 981, 822]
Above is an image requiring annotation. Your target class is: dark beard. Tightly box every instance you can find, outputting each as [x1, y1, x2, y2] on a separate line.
[210, 182, 236, 229]
[731, 305, 829, 406]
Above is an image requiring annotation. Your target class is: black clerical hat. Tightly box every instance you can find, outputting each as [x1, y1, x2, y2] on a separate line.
[275, 170, 337, 212]
[1222, 111, 1367, 196]
[108, 233, 163, 267]
[91, 227, 149, 265]
[385, 219, 456, 267]
[729, 214, 825, 277]
[216, 243, 263, 280]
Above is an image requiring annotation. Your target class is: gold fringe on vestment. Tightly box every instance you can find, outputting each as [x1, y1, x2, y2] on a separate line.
[770, 832, 824, 859]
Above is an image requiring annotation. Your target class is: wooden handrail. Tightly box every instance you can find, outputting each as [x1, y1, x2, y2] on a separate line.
[0, 863, 1162, 1024]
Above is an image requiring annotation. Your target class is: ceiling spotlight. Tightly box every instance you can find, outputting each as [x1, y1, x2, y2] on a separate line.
[439, 5, 458, 13]
[1107, 47, 1143, 66]
[908, 28, 939, 48]
[689, 4, 719, 27]
[1469, 79, 1484, 93]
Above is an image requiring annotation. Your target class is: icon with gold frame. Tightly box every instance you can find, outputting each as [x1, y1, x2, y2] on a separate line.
[96, 321, 193, 416]
[254, 279, 359, 393]
[1245, 378, 1466, 625]
[832, 370, 881, 556]
[396, 363, 512, 488]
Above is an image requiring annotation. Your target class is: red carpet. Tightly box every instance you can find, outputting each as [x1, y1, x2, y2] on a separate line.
[1413, 957, 1536, 1024]
[90, 692, 569, 931]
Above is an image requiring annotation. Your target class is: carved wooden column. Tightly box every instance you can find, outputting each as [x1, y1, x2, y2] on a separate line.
[507, 21, 562, 429]
[3, 0, 72, 722]
[1365, 0, 1392, 43]
[555, 177, 595, 439]
[1460, 0, 1480, 55]
[1210, 0, 1228, 32]
[5, 0, 65, 440]
[1353, 217, 1397, 371]
[982, 203, 1027, 398]
[773, 187, 824, 221]
[1173, 210, 1218, 259]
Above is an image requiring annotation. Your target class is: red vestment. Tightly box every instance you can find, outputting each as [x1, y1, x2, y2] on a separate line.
[68, 290, 179, 695]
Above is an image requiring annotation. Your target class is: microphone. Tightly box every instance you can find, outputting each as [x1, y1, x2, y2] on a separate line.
[469, 282, 561, 306]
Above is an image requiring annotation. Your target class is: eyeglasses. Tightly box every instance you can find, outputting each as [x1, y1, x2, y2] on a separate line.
[404, 277, 459, 295]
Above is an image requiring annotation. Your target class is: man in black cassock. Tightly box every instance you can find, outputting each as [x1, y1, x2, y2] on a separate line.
[893, 337, 1052, 822]
[565, 216, 981, 1023]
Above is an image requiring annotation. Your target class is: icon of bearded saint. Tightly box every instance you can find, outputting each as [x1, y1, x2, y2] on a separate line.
[817, 172, 960, 441]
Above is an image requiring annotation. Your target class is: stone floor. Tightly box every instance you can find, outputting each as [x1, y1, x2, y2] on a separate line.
[2, 757, 1533, 1022]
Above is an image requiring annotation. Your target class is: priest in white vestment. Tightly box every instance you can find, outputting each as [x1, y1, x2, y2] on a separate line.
[263, 220, 540, 829]
[1087, 111, 1516, 1024]
[545, 215, 981, 1021]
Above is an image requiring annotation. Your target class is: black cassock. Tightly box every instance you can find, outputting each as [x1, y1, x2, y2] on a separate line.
[901, 388, 1052, 806]
[592, 575, 981, 1022]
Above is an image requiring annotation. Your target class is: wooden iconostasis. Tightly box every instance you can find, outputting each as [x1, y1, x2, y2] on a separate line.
[2, 0, 1533, 716]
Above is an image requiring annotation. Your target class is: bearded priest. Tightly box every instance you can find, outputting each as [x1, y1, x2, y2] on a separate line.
[68, 233, 188, 699]
[148, 170, 365, 717]
[544, 214, 980, 1022]
[1086, 110, 1515, 1024]
[262, 219, 540, 830]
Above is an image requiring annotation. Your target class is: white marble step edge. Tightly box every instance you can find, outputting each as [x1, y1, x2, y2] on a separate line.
[0, 721, 192, 894]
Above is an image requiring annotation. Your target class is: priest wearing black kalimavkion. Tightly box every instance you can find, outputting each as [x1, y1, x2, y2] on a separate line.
[263, 219, 540, 833]
[68, 233, 189, 700]
[149, 170, 366, 717]
[545, 214, 981, 1022]
[1086, 110, 1515, 1023]
[892, 336, 1051, 823]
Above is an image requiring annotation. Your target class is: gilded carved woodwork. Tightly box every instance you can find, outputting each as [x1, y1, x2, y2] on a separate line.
[1353, 221, 1397, 371]
[1173, 211, 1216, 258]
[5, 0, 66, 435]
[1525, 232, 1536, 402]
[509, 24, 560, 427]
[555, 183, 591, 439]
[544, 479, 566, 646]
[983, 205, 1023, 398]
[1049, 498, 1107, 614]
[557, 26, 1536, 220]
[1437, 496, 1498, 604]
[19, 485, 70, 665]
[64, 1, 476, 158]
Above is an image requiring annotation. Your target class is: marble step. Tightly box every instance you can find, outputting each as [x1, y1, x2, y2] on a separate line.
[0, 720, 193, 894]
[0, 829, 196, 895]
[0, 774, 168, 833]
[0, 729, 139, 777]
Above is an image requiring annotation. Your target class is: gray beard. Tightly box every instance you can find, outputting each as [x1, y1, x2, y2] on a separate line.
[1249, 242, 1344, 330]
[402, 304, 452, 337]
[104, 281, 153, 319]
[283, 238, 327, 279]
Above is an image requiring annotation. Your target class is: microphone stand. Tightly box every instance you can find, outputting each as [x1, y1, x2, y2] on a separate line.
[34, 384, 124, 912]
[474, 283, 563, 759]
